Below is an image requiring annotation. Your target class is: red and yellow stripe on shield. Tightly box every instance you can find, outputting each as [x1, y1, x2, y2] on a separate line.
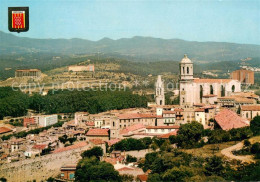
[12, 11, 25, 29]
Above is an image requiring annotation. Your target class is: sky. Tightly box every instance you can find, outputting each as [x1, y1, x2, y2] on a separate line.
[0, 0, 260, 44]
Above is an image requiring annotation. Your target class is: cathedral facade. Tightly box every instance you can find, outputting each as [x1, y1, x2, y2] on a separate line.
[179, 54, 241, 106]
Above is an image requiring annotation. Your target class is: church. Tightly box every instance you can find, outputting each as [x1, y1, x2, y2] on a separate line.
[179, 54, 241, 106]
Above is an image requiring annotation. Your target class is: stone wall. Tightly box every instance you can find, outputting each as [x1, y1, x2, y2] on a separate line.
[0, 145, 90, 182]
[125, 149, 151, 159]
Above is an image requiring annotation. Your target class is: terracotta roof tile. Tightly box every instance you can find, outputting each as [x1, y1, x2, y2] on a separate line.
[146, 125, 179, 129]
[241, 105, 260, 111]
[32, 144, 47, 150]
[158, 130, 178, 139]
[106, 139, 121, 146]
[52, 141, 88, 154]
[86, 128, 109, 136]
[193, 79, 233, 83]
[86, 121, 95, 126]
[118, 113, 161, 119]
[137, 174, 148, 182]
[0, 127, 12, 134]
[117, 167, 134, 171]
[120, 124, 145, 135]
[215, 109, 249, 130]
[89, 139, 104, 145]
[163, 111, 176, 114]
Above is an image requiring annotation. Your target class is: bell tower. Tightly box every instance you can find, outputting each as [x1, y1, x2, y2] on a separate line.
[179, 54, 194, 106]
[155, 75, 165, 105]
[180, 54, 193, 80]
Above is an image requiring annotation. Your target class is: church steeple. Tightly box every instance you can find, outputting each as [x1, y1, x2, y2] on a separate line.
[155, 75, 165, 105]
[180, 54, 193, 80]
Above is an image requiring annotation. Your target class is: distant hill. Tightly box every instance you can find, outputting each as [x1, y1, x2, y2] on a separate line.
[1, 31, 260, 62]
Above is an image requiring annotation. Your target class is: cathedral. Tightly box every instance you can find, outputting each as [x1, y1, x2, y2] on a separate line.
[179, 54, 241, 106]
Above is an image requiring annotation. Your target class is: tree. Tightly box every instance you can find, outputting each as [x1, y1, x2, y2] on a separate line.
[205, 156, 224, 176]
[251, 142, 260, 154]
[162, 166, 193, 182]
[148, 173, 162, 182]
[126, 155, 137, 163]
[175, 121, 204, 148]
[244, 139, 251, 147]
[250, 116, 260, 135]
[81, 146, 103, 159]
[75, 157, 121, 182]
[120, 174, 134, 182]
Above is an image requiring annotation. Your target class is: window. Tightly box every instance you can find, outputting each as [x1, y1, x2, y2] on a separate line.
[200, 85, 203, 102]
[210, 85, 214, 94]
[113, 122, 115, 127]
[183, 67, 185, 74]
[161, 129, 164, 132]
[69, 173, 75, 179]
[221, 85, 225, 97]
[61, 173, 64, 177]
[232, 85, 235, 92]
[246, 113, 249, 118]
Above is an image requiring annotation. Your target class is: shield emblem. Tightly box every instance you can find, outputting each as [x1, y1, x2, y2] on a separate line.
[12, 11, 25, 29]
[8, 7, 29, 32]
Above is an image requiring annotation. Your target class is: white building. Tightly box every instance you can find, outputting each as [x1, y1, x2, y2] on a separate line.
[68, 65, 94, 72]
[33, 115, 58, 127]
[155, 75, 165, 106]
[179, 54, 241, 106]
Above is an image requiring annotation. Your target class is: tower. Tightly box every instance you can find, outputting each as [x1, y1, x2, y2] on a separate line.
[155, 75, 165, 105]
[180, 54, 193, 80]
[179, 54, 194, 106]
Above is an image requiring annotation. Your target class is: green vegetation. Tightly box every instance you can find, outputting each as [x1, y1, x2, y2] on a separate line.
[58, 135, 77, 145]
[81, 146, 103, 160]
[139, 149, 260, 181]
[0, 87, 29, 120]
[76, 147, 120, 182]
[111, 137, 154, 152]
[29, 89, 149, 114]
[75, 157, 121, 182]
[169, 121, 204, 149]
[126, 155, 137, 163]
[250, 116, 260, 136]
[232, 140, 260, 159]
[207, 127, 253, 144]
[0, 87, 150, 119]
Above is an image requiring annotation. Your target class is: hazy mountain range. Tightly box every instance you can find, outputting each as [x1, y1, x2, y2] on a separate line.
[1, 30, 260, 62]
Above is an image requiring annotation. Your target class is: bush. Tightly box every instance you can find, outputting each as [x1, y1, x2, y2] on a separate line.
[81, 146, 103, 159]
[244, 139, 251, 147]
[173, 121, 204, 148]
[251, 142, 260, 154]
[113, 138, 146, 151]
[75, 157, 121, 182]
[250, 116, 260, 136]
[126, 155, 137, 163]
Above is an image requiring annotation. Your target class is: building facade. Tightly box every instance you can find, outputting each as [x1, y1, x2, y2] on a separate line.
[179, 55, 241, 106]
[230, 69, 254, 85]
[33, 115, 58, 127]
[15, 69, 41, 78]
[68, 65, 95, 72]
